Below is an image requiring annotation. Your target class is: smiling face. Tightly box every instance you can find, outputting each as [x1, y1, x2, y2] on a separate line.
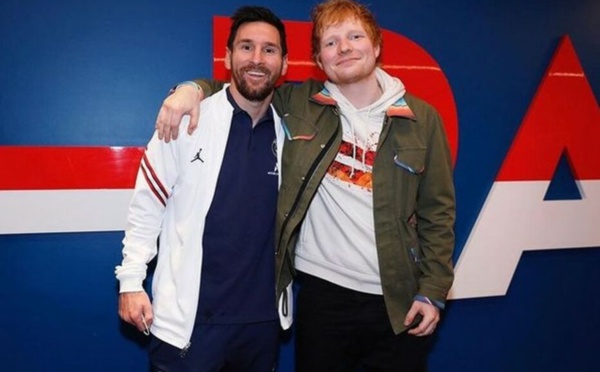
[225, 21, 288, 102]
[315, 18, 380, 86]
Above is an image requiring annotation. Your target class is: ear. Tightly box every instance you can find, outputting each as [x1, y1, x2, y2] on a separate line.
[374, 44, 381, 60]
[224, 48, 232, 71]
[315, 55, 324, 71]
[281, 55, 289, 76]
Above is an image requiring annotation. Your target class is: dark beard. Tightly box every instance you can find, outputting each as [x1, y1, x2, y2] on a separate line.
[233, 65, 278, 102]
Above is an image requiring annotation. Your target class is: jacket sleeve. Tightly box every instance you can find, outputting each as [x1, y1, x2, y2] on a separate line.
[194, 79, 226, 97]
[272, 79, 323, 115]
[115, 132, 179, 293]
[415, 108, 456, 305]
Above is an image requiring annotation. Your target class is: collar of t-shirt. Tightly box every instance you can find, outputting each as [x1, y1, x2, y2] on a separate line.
[225, 87, 274, 127]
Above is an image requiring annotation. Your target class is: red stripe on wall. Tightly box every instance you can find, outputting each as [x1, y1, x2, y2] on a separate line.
[0, 146, 144, 190]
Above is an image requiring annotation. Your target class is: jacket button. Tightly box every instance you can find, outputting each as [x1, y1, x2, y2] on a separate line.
[301, 176, 306, 181]
[320, 144, 326, 148]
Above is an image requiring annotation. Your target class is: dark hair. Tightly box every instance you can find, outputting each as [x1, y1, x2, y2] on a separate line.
[227, 6, 288, 57]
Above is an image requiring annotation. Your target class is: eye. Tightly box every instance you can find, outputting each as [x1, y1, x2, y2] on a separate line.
[264, 46, 278, 55]
[239, 43, 253, 52]
[323, 40, 336, 48]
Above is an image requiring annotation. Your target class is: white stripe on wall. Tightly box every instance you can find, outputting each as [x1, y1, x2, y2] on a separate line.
[0, 189, 133, 235]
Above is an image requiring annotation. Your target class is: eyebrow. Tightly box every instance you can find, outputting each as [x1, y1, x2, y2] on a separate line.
[236, 38, 280, 48]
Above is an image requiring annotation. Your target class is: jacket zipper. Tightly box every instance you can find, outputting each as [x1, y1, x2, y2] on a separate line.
[277, 121, 340, 254]
[180, 342, 191, 358]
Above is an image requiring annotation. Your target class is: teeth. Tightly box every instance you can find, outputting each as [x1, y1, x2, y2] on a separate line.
[247, 71, 266, 77]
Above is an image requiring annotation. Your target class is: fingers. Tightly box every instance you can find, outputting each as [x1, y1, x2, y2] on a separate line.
[405, 301, 440, 337]
[141, 302, 154, 328]
[155, 108, 171, 143]
[155, 84, 202, 141]
[118, 292, 152, 334]
[188, 106, 200, 135]
[407, 316, 438, 336]
[154, 102, 180, 143]
[140, 306, 153, 336]
[169, 109, 180, 141]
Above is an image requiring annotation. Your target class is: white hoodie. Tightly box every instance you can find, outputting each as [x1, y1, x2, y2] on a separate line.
[294, 68, 406, 294]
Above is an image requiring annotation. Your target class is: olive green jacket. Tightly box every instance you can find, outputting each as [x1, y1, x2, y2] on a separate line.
[198, 79, 455, 334]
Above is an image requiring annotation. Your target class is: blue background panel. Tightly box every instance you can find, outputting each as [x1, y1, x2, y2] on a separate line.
[1, 0, 598, 371]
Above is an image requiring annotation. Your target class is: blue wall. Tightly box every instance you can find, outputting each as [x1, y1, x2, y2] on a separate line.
[1, 0, 599, 371]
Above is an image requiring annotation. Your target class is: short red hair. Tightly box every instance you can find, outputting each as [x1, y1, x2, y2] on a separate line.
[310, 0, 383, 63]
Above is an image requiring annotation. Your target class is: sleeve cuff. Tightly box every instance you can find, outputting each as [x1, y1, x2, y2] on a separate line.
[414, 294, 445, 310]
[168, 80, 201, 95]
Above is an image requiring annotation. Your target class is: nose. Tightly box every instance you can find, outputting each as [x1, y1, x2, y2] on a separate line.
[339, 40, 352, 54]
[251, 48, 264, 63]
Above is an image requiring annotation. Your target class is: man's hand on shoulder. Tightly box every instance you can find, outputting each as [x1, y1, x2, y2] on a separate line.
[155, 83, 204, 142]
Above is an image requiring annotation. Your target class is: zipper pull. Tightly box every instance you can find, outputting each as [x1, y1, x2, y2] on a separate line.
[410, 247, 420, 263]
[180, 342, 191, 358]
[141, 314, 150, 336]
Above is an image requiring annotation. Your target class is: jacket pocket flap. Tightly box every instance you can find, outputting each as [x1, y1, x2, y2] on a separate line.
[393, 148, 426, 175]
[281, 113, 319, 141]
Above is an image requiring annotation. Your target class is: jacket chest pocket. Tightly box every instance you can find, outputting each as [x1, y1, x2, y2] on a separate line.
[392, 146, 426, 216]
[393, 147, 426, 175]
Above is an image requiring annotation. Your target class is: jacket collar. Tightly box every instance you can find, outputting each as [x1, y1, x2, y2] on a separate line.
[310, 87, 416, 120]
